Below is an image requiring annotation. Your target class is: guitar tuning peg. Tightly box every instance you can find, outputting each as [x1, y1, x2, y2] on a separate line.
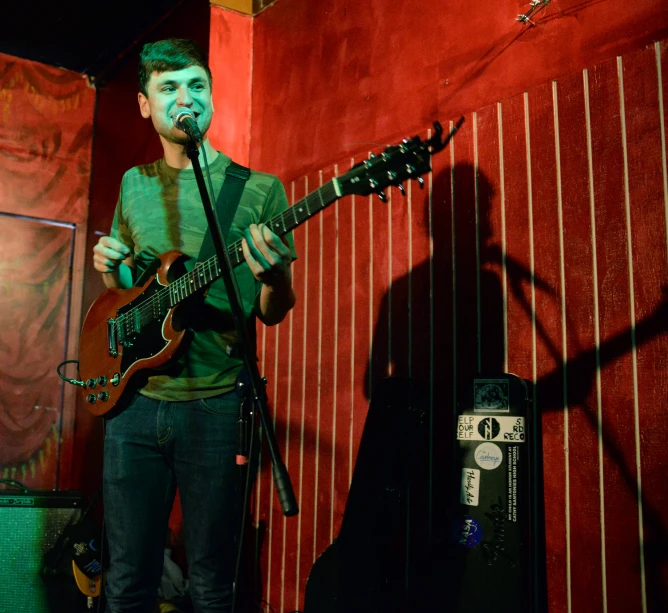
[397, 184, 406, 196]
[417, 177, 425, 189]
[378, 191, 387, 202]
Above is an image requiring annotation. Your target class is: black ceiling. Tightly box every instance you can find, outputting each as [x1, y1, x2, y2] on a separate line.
[2, 0, 189, 81]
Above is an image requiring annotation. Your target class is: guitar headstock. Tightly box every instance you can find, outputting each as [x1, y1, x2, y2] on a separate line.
[336, 119, 463, 201]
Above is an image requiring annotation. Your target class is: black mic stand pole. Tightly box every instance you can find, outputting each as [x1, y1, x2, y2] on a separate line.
[185, 138, 298, 519]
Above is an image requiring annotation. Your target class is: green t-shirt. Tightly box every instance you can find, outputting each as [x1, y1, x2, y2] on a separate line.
[110, 151, 294, 401]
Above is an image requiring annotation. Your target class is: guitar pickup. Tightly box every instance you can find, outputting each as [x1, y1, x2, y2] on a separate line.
[107, 318, 118, 357]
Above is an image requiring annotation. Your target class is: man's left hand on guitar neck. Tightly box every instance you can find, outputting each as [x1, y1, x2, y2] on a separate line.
[242, 222, 296, 326]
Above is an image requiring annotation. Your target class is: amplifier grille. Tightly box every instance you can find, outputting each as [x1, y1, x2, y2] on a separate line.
[0, 494, 84, 613]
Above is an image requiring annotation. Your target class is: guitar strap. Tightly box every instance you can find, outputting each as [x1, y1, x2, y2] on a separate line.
[197, 160, 251, 262]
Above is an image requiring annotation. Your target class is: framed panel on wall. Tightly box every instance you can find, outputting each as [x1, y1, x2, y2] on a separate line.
[0, 213, 78, 490]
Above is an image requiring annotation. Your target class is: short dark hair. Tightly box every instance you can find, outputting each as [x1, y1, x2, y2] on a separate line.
[138, 39, 212, 96]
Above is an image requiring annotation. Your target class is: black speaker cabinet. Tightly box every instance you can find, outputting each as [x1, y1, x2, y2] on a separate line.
[0, 489, 86, 613]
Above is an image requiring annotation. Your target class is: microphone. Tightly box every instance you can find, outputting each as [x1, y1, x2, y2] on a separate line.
[172, 107, 202, 142]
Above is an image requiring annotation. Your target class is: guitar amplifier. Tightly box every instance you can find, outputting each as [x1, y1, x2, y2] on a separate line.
[0, 489, 87, 613]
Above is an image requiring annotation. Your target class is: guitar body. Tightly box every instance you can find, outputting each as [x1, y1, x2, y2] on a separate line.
[79, 250, 189, 416]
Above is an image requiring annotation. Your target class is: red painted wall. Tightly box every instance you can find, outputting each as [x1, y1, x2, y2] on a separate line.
[208, 7, 253, 165]
[249, 0, 668, 181]
[206, 1, 668, 611]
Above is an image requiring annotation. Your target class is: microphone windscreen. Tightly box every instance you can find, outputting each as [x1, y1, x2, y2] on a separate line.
[173, 107, 195, 128]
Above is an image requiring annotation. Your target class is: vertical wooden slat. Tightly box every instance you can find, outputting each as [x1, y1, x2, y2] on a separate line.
[473, 112, 482, 371]
[279, 314, 292, 612]
[451, 118, 477, 390]
[296, 170, 321, 604]
[528, 79, 568, 613]
[524, 90, 543, 613]
[347, 162, 357, 490]
[311, 172, 324, 567]
[552, 78, 574, 613]
[348, 155, 373, 508]
[660, 41, 668, 261]
[498, 102, 510, 373]
[260, 303, 278, 605]
[622, 43, 668, 613]
[389, 179, 412, 382]
[429, 119, 455, 533]
[368, 166, 391, 392]
[407, 149, 433, 524]
[476, 104, 505, 375]
[587, 54, 643, 613]
[279, 177, 305, 611]
[650, 38, 668, 613]
[500, 92, 533, 381]
[556, 69, 604, 613]
[449, 123, 458, 408]
[254, 304, 268, 579]
[313, 167, 337, 565]
[331, 161, 354, 539]
[524, 92, 537, 393]
[271, 309, 285, 608]
[617, 53, 645, 613]
[329, 191, 340, 547]
[583, 67, 608, 613]
[292, 177, 310, 610]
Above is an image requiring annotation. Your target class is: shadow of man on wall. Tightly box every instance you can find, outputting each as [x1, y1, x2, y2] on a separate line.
[355, 163, 506, 609]
[361, 158, 668, 610]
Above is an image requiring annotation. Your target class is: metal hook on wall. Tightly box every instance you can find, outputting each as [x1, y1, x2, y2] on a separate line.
[517, 0, 551, 26]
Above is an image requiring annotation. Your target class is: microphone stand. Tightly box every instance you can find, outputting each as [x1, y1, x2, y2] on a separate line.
[184, 138, 299, 516]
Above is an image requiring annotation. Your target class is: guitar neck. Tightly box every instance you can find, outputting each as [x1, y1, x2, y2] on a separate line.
[168, 179, 340, 304]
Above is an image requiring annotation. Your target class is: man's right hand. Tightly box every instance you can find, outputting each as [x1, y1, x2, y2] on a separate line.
[93, 236, 132, 273]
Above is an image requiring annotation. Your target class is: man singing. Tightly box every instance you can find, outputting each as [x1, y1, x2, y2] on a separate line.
[92, 38, 296, 612]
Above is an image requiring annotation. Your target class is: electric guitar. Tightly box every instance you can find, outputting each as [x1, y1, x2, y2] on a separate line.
[78, 120, 462, 415]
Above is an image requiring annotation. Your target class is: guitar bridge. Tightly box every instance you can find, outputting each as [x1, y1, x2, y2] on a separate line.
[107, 318, 118, 357]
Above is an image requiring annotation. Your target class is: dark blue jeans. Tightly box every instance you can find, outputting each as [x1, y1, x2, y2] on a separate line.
[103, 391, 248, 613]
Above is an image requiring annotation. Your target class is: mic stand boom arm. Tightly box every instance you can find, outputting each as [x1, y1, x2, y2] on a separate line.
[185, 139, 298, 517]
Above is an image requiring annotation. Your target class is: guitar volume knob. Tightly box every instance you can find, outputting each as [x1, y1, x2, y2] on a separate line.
[97, 376, 108, 386]
[98, 391, 109, 402]
[86, 379, 96, 389]
[86, 394, 97, 404]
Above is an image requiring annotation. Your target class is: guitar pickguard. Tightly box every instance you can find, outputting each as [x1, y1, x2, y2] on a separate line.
[116, 277, 173, 376]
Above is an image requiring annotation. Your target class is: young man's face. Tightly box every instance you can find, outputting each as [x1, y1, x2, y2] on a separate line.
[138, 65, 214, 144]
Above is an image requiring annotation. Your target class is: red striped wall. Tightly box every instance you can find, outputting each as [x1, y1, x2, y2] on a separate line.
[248, 41, 668, 612]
